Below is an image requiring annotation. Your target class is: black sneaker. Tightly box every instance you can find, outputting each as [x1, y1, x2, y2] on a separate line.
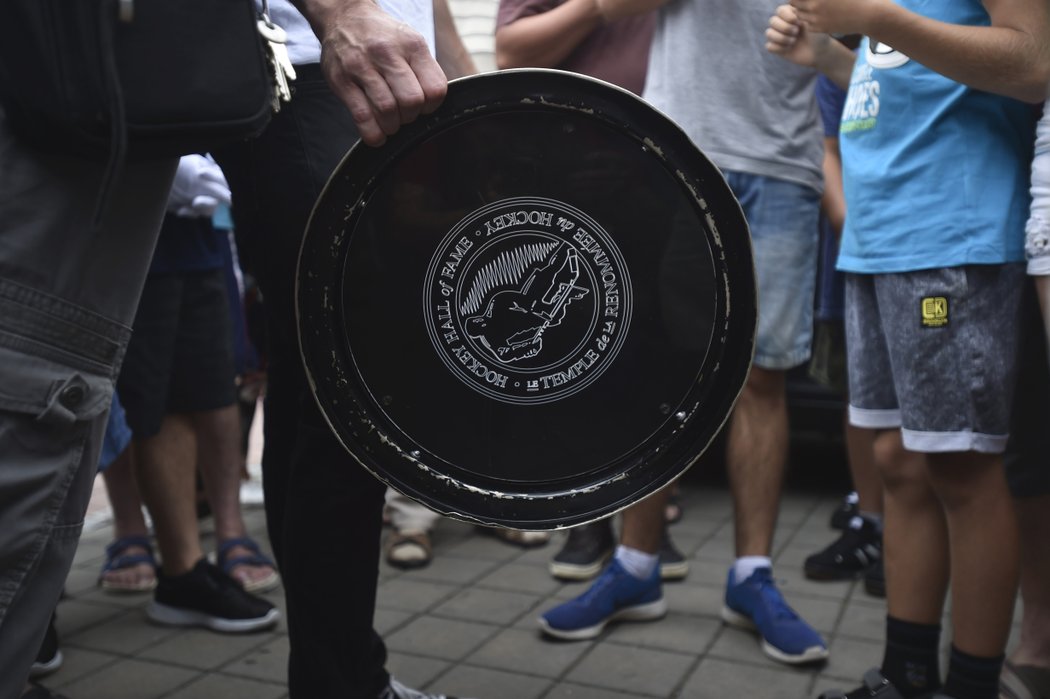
[659, 527, 689, 580]
[549, 521, 615, 581]
[804, 516, 881, 581]
[30, 613, 62, 678]
[147, 559, 280, 633]
[864, 557, 886, 598]
[830, 491, 859, 530]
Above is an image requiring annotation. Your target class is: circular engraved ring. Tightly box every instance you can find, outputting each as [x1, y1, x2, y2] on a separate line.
[423, 196, 632, 405]
[297, 69, 756, 529]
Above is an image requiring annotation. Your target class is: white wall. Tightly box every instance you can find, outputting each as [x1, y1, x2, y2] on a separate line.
[448, 0, 499, 72]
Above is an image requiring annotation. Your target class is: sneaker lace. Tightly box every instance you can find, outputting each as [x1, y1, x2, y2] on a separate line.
[755, 573, 799, 621]
[578, 564, 622, 605]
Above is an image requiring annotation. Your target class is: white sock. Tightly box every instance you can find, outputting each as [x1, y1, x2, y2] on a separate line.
[615, 545, 658, 580]
[732, 555, 772, 582]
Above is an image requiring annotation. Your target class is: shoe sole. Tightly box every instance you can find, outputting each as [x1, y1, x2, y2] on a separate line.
[549, 554, 612, 581]
[538, 598, 668, 641]
[660, 560, 689, 581]
[240, 570, 282, 593]
[29, 650, 63, 678]
[720, 606, 830, 665]
[147, 601, 280, 633]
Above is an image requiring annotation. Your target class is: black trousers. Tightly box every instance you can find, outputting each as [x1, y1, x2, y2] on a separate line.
[214, 64, 389, 699]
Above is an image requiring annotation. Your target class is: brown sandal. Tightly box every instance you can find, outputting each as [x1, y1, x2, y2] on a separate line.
[386, 530, 432, 569]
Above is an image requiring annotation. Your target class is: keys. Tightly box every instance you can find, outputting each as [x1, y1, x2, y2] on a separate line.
[257, 18, 297, 111]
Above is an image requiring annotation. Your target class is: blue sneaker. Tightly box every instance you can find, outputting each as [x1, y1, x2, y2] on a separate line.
[722, 566, 829, 664]
[539, 559, 666, 640]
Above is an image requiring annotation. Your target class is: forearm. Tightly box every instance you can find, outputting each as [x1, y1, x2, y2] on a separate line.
[495, 0, 603, 69]
[855, 0, 1050, 102]
[595, 0, 666, 23]
[291, 0, 374, 40]
[813, 39, 857, 89]
[435, 0, 477, 78]
[821, 142, 846, 235]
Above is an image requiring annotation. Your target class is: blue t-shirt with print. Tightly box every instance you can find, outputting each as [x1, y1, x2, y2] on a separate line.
[836, 0, 1034, 274]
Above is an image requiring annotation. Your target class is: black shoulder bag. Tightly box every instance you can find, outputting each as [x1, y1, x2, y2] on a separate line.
[0, 0, 279, 221]
[0, 0, 275, 160]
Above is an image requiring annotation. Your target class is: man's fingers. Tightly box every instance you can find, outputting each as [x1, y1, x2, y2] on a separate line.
[408, 51, 449, 115]
[340, 79, 388, 147]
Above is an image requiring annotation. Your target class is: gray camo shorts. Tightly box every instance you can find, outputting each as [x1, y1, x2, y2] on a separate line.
[844, 264, 1025, 454]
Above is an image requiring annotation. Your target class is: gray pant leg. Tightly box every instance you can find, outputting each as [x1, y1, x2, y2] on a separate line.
[0, 113, 175, 699]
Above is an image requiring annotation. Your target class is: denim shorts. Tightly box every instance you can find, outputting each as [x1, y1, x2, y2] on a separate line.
[98, 392, 132, 471]
[724, 171, 820, 370]
[845, 264, 1025, 454]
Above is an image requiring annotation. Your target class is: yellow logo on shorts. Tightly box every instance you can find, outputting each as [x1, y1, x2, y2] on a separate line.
[921, 296, 949, 327]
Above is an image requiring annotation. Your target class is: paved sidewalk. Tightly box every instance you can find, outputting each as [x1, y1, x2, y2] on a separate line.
[42, 476, 1020, 699]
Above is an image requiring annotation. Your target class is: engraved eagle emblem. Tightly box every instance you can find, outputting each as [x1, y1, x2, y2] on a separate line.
[464, 243, 589, 364]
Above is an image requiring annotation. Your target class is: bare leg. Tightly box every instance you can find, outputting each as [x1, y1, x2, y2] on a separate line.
[193, 404, 276, 588]
[726, 365, 788, 557]
[1010, 493, 1050, 667]
[844, 420, 882, 515]
[927, 451, 1019, 657]
[133, 414, 202, 576]
[99, 448, 156, 588]
[876, 430, 947, 624]
[620, 487, 670, 555]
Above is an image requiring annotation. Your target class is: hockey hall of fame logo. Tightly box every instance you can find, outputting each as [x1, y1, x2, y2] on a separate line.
[423, 197, 633, 405]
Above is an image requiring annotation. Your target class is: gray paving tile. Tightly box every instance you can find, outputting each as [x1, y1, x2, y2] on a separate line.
[387, 651, 453, 690]
[376, 577, 461, 613]
[680, 657, 814, 699]
[138, 627, 273, 670]
[476, 562, 563, 596]
[374, 607, 415, 636]
[693, 534, 734, 563]
[467, 627, 592, 677]
[221, 636, 291, 684]
[46, 648, 119, 688]
[388, 548, 499, 585]
[164, 673, 286, 699]
[385, 616, 500, 661]
[64, 610, 177, 655]
[437, 664, 553, 699]
[543, 683, 654, 699]
[604, 614, 722, 654]
[663, 581, 724, 621]
[818, 635, 884, 683]
[564, 643, 695, 696]
[55, 599, 131, 636]
[57, 658, 199, 699]
[432, 586, 543, 625]
[787, 594, 846, 636]
[835, 598, 887, 642]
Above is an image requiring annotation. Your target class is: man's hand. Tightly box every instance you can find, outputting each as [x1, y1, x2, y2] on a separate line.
[766, 4, 856, 88]
[299, 0, 448, 146]
[765, 4, 823, 68]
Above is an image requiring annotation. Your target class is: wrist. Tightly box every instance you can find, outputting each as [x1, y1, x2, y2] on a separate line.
[294, 0, 378, 38]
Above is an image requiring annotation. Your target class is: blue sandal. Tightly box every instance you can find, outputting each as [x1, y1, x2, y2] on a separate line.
[99, 535, 157, 593]
[216, 537, 280, 593]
